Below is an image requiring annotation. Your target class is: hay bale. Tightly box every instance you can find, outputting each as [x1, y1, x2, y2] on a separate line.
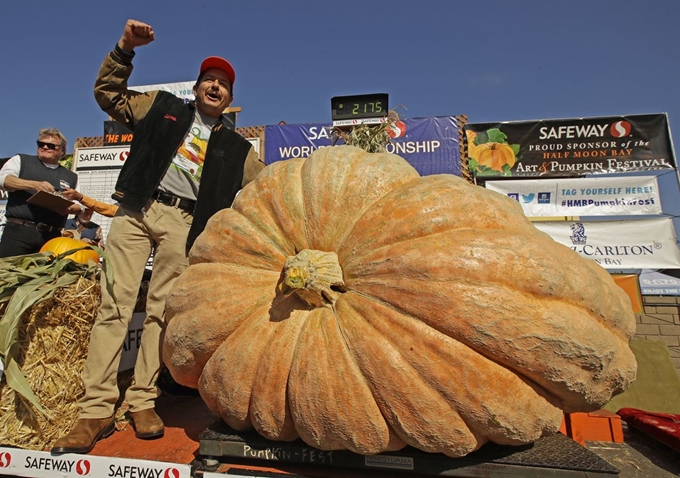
[0, 276, 100, 450]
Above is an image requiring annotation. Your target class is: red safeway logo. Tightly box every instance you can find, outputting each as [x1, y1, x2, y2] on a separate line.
[387, 120, 407, 139]
[119, 151, 130, 162]
[76, 459, 91, 475]
[0, 452, 11, 467]
[610, 121, 632, 138]
[164, 468, 180, 478]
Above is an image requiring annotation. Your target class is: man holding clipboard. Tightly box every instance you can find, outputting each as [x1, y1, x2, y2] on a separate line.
[0, 128, 81, 257]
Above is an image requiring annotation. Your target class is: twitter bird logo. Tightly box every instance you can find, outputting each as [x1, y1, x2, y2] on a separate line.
[522, 193, 535, 203]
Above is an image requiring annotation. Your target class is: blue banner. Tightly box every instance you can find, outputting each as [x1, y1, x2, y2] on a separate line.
[264, 116, 461, 176]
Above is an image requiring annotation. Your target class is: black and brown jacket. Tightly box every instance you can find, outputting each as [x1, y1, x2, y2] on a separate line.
[94, 45, 264, 248]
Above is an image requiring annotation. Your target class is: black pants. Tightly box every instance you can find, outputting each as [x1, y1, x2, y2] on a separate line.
[0, 222, 60, 258]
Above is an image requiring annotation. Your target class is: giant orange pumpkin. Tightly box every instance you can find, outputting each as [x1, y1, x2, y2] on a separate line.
[163, 145, 636, 457]
[40, 237, 99, 264]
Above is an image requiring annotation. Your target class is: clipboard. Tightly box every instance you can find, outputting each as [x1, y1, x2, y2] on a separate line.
[27, 191, 75, 212]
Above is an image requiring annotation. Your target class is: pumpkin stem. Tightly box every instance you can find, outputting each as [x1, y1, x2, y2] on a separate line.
[280, 249, 345, 308]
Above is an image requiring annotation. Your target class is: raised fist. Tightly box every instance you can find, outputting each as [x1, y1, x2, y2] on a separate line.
[118, 19, 155, 51]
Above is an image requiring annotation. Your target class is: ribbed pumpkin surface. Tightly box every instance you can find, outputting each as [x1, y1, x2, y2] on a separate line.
[163, 145, 637, 457]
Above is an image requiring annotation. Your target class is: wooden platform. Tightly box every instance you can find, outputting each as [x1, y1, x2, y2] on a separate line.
[90, 393, 215, 464]
[84, 393, 620, 477]
[198, 421, 619, 478]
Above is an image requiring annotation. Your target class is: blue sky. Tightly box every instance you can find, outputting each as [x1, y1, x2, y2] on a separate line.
[1, 0, 679, 158]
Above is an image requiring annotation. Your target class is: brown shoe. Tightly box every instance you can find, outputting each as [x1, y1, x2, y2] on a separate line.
[51, 417, 115, 454]
[128, 408, 164, 439]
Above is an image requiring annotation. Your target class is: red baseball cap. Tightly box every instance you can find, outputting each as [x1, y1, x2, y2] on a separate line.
[199, 56, 236, 88]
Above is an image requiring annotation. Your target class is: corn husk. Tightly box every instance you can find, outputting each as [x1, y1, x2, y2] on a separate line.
[0, 246, 114, 449]
[331, 109, 402, 153]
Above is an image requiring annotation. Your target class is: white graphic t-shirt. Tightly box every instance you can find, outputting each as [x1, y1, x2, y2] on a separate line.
[158, 109, 218, 201]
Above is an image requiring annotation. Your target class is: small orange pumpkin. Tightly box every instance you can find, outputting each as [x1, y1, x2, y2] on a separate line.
[474, 141, 517, 171]
[40, 237, 99, 264]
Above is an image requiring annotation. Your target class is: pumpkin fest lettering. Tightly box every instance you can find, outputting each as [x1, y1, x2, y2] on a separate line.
[514, 157, 672, 174]
[242, 445, 334, 464]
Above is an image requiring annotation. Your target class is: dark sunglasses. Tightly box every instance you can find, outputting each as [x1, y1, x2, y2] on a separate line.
[36, 140, 61, 150]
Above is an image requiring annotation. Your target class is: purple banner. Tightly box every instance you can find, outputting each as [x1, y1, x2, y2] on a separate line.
[264, 116, 461, 176]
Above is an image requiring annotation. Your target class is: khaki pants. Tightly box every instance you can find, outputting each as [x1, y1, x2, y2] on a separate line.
[78, 201, 192, 418]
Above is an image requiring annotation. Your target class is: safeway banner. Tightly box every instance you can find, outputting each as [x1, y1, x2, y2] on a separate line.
[485, 176, 662, 216]
[264, 116, 462, 176]
[533, 218, 680, 269]
[0, 447, 190, 478]
[466, 113, 675, 177]
[74, 145, 130, 169]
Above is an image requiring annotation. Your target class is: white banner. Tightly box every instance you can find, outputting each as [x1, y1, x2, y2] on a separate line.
[0, 447, 190, 478]
[75, 145, 130, 169]
[533, 218, 680, 269]
[486, 176, 662, 216]
[131, 81, 196, 101]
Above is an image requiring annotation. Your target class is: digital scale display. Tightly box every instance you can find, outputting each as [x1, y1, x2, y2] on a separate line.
[331, 93, 389, 126]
